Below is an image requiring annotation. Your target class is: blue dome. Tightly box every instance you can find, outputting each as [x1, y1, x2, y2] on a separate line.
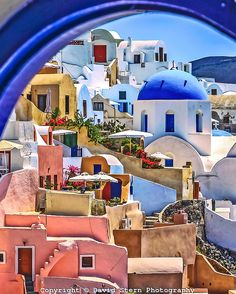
[138, 70, 208, 101]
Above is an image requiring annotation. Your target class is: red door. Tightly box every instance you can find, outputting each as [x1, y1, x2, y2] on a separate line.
[94, 45, 107, 63]
[18, 248, 32, 278]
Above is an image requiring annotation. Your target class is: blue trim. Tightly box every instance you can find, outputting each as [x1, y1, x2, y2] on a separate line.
[1, 0, 236, 136]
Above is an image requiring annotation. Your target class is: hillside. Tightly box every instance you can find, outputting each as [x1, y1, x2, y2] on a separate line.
[191, 56, 236, 83]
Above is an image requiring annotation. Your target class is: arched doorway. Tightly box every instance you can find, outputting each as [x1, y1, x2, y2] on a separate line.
[141, 111, 148, 132]
[0, 1, 236, 136]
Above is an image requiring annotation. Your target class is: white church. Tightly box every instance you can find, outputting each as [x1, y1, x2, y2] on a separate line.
[133, 69, 236, 202]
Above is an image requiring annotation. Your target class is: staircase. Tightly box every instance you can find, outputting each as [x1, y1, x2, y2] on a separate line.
[25, 276, 38, 294]
[39, 248, 64, 278]
[35, 241, 77, 292]
[143, 212, 160, 228]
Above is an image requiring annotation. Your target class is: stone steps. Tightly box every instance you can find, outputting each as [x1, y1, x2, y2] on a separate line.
[143, 213, 160, 228]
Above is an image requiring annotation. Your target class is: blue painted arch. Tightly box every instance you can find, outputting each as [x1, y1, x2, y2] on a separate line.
[0, 0, 236, 136]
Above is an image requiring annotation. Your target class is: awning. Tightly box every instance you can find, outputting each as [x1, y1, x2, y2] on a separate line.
[0, 140, 23, 151]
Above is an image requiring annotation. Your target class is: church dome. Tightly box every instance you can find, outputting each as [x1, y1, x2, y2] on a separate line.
[138, 70, 208, 101]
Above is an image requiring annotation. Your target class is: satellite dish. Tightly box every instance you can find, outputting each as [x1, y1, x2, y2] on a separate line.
[20, 143, 32, 157]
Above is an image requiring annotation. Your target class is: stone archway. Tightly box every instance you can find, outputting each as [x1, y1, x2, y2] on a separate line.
[0, 0, 236, 136]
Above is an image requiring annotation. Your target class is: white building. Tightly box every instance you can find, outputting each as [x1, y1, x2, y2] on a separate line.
[102, 83, 139, 115]
[117, 38, 192, 85]
[133, 69, 236, 202]
[91, 29, 122, 64]
[134, 70, 211, 155]
[198, 78, 236, 95]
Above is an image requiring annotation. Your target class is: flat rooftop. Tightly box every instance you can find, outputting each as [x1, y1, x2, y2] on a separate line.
[128, 257, 183, 274]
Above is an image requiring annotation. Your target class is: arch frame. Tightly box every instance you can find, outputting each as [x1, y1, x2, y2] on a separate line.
[1, 0, 236, 136]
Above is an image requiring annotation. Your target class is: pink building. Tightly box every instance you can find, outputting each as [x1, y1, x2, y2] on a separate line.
[0, 213, 127, 293]
[0, 169, 128, 293]
[34, 125, 63, 190]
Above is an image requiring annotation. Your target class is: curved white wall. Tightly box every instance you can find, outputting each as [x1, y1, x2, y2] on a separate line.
[145, 135, 205, 174]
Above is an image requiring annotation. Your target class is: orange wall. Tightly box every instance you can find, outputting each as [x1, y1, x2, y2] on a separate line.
[38, 145, 63, 189]
[128, 273, 183, 290]
[114, 224, 196, 266]
[0, 274, 25, 294]
[191, 254, 236, 294]
[81, 156, 110, 174]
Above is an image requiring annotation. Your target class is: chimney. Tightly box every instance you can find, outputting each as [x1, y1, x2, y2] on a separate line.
[127, 37, 132, 47]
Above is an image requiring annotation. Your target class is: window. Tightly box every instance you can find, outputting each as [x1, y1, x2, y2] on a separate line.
[65, 95, 70, 115]
[45, 175, 51, 189]
[159, 47, 164, 62]
[164, 53, 167, 62]
[39, 176, 44, 188]
[0, 152, 10, 170]
[54, 175, 58, 190]
[119, 91, 126, 100]
[141, 62, 145, 68]
[196, 112, 203, 133]
[80, 255, 95, 269]
[211, 89, 217, 95]
[37, 95, 47, 112]
[27, 94, 32, 101]
[93, 102, 104, 111]
[184, 65, 188, 72]
[83, 100, 87, 117]
[155, 53, 159, 61]
[165, 111, 175, 132]
[134, 54, 141, 64]
[165, 159, 173, 167]
[0, 252, 6, 264]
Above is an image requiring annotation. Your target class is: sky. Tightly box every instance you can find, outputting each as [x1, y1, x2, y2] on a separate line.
[98, 12, 236, 62]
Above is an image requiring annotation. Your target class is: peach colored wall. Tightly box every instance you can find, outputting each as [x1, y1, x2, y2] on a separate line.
[128, 273, 183, 290]
[38, 145, 63, 189]
[0, 169, 38, 225]
[0, 227, 127, 289]
[43, 277, 120, 294]
[114, 224, 196, 265]
[81, 156, 110, 174]
[191, 254, 236, 294]
[0, 273, 25, 294]
[77, 240, 128, 288]
[49, 250, 78, 278]
[106, 202, 143, 242]
[0, 227, 58, 275]
[5, 214, 110, 243]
